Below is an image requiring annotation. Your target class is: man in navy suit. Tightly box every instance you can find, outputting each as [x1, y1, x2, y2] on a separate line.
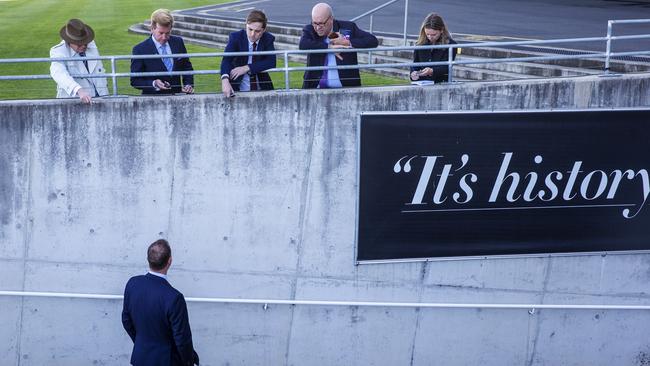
[122, 239, 199, 366]
[299, 3, 378, 89]
[131, 9, 194, 95]
[220, 9, 276, 98]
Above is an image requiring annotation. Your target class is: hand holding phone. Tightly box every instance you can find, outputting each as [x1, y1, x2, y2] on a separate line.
[154, 79, 171, 90]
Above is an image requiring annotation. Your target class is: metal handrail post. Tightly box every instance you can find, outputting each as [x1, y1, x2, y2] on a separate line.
[403, 0, 409, 46]
[111, 57, 118, 96]
[368, 15, 374, 64]
[350, 0, 400, 22]
[605, 20, 613, 74]
[448, 46, 453, 83]
[284, 51, 290, 91]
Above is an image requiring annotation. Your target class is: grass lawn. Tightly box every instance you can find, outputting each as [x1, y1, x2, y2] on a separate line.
[0, 0, 406, 100]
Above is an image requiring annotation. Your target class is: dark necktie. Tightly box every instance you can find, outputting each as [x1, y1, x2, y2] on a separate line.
[250, 42, 259, 91]
[79, 51, 89, 71]
[79, 51, 98, 96]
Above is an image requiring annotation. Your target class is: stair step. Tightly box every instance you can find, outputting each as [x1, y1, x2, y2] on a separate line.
[174, 14, 304, 37]
[453, 66, 537, 81]
[174, 20, 303, 46]
[458, 56, 601, 77]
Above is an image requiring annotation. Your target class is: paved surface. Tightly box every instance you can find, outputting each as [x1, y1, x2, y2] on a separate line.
[178, 0, 650, 52]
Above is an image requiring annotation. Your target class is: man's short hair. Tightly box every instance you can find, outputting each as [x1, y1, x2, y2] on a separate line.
[147, 239, 171, 271]
[151, 9, 174, 29]
[246, 9, 268, 29]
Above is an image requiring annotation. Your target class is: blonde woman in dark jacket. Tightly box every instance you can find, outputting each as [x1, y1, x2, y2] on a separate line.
[410, 13, 457, 83]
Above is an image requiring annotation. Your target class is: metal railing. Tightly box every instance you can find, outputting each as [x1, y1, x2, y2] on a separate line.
[0, 19, 649, 96]
[605, 18, 650, 73]
[349, 0, 408, 63]
[1, 290, 649, 311]
[350, 0, 409, 46]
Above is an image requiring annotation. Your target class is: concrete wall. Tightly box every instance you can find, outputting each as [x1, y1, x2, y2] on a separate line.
[1, 74, 650, 366]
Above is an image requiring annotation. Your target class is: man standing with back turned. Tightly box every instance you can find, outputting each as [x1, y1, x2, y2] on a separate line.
[299, 2, 378, 89]
[122, 239, 199, 366]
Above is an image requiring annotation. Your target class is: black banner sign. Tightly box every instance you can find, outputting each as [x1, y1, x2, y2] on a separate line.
[356, 109, 650, 262]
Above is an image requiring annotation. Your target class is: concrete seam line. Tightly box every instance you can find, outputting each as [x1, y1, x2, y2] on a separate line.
[1, 291, 649, 310]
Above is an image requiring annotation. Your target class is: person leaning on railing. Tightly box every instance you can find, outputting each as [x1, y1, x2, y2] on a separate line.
[299, 2, 378, 89]
[130, 9, 194, 95]
[220, 9, 276, 98]
[50, 19, 109, 104]
[409, 13, 457, 84]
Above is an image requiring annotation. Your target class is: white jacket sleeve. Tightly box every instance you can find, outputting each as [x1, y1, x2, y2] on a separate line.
[50, 46, 81, 97]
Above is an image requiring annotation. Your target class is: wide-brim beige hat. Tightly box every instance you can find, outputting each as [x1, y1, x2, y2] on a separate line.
[59, 19, 95, 44]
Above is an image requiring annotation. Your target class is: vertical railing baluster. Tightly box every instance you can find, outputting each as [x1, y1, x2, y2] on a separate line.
[111, 57, 118, 96]
[605, 20, 613, 74]
[284, 52, 290, 91]
[447, 46, 453, 83]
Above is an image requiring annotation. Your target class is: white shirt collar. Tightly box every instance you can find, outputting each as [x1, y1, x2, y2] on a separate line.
[248, 38, 258, 50]
[148, 270, 168, 280]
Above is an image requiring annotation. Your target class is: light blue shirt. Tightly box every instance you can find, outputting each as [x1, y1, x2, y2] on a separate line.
[320, 37, 343, 89]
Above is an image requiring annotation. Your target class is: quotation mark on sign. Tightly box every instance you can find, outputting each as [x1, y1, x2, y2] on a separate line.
[393, 156, 419, 173]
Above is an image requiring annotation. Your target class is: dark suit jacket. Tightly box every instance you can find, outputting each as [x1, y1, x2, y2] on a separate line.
[122, 273, 199, 366]
[220, 30, 276, 91]
[410, 38, 458, 83]
[299, 19, 378, 89]
[131, 36, 194, 94]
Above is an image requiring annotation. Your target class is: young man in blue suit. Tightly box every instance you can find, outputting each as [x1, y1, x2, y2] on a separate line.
[131, 9, 194, 95]
[299, 2, 378, 89]
[122, 239, 199, 366]
[220, 10, 276, 98]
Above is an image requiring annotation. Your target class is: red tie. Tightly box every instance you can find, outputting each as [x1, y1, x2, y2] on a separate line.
[250, 42, 259, 91]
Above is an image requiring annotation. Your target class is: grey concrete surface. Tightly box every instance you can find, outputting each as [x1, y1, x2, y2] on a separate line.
[178, 0, 650, 51]
[1, 74, 650, 365]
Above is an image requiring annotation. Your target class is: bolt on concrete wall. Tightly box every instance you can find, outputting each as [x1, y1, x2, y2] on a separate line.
[1, 74, 650, 366]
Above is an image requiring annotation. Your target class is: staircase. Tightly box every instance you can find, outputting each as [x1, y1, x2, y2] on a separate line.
[129, 13, 650, 82]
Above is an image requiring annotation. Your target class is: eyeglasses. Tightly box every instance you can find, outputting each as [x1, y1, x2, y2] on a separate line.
[312, 15, 332, 28]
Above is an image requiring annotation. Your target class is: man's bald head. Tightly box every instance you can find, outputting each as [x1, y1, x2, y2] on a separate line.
[311, 3, 334, 36]
[312, 3, 333, 18]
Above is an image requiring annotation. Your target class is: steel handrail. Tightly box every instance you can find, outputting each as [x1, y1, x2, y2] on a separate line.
[2, 22, 649, 93]
[349, 0, 408, 46]
[605, 18, 650, 73]
[1, 290, 649, 310]
[350, 0, 401, 22]
[1, 52, 616, 83]
[5, 33, 648, 65]
[0, 34, 616, 64]
[7, 33, 646, 66]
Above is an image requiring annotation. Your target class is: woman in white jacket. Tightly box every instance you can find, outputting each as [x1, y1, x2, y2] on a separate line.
[50, 19, 108, 104]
